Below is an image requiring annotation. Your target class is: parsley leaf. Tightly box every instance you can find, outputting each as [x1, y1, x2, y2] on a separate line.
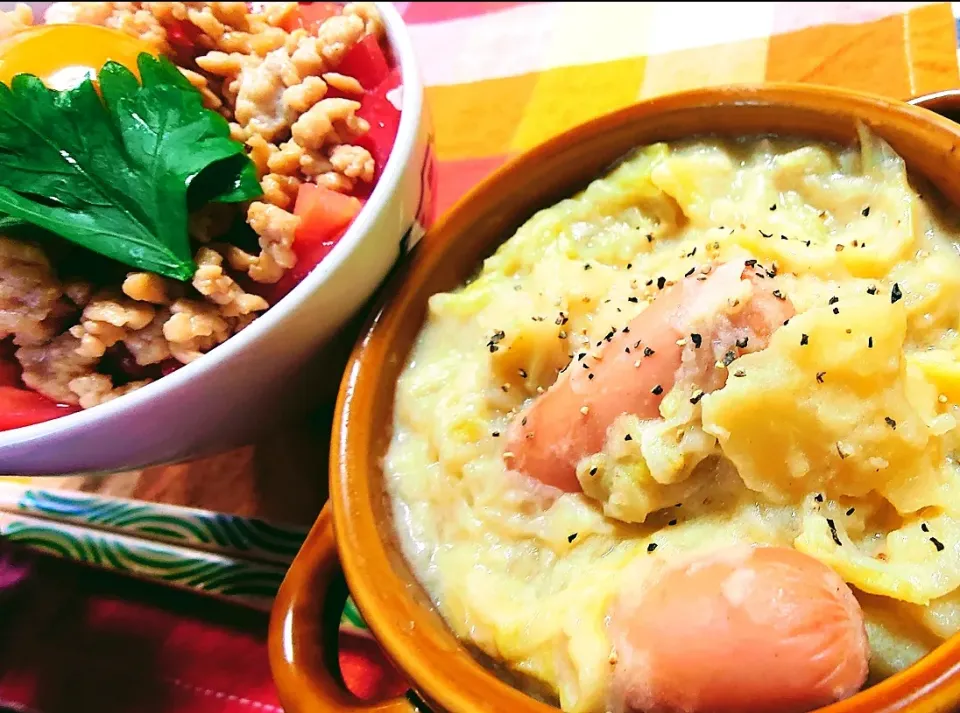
[0, 54, 261, 281]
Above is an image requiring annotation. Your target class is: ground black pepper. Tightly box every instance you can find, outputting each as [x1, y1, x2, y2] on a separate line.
[816, 371, 826, 383]
[691, 333, 703, 348]
[651, 384, 663, 395]
[736, 337, 748, 349]
[827, 519, 842, 546]
[759, 229, 773, 238]
[868, 337, 873, 349]
[885, 416, 896, 429]
[568, 533, 578, 543]
[644, 347, 655, 357]
[891, 283, 902, 304]
[657, 276, 666, 290]
[801, 334, 809, 346]
[647, 543, 658, 552]
[922, 523, 930, 533]
[932, 537, 945, 552]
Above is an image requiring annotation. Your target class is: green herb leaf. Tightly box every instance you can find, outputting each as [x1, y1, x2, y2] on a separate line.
[0, 54, 259, 281]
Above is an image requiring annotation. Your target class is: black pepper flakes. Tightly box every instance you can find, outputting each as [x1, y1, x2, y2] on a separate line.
[568, 533, 578, 543]
[827, 518, 842, 546]
[690, 390, 704, 405]
[624, 434, 633, 441]
[646, 233, 654, 243]
[628, 296, 639, 304]
[745, 259, 758, 268]
[644, 347, 655, 357]
[589, 467, 598, 476]
[521, 417, 527, 426]
[627, 263, 633, 269]
[800, 334, 809, 346]
[519, 368, 528, 379]
[836, 443, 847, 460]
[588, 373, 595, 380]
[832, 307, 840, 315]
[684, 266, 696, 277]
[657, 276, 666, 290]
[691, 333, 703, 348]
[773, 289, 786, 300]
[583, 263, 592, 271]
[891, 283, 903, 304]
[780, 234, 788, 241]
[647, 543, 658, 553]
[922, 523, 930, 533]
[759, 229, 773, 238]
[736, 336, 749, 349]
[885, 416, 897, 429]
[577, 352, 587, 361]
[816, 371, 826, 383]
[651, 384, 663, 395]
[815, 493, 824, 503]
[862, 206, 870, 217]
[622, 326, 630, 334]
[868, 337, 874, 349]
[722, 351, 736, 367]
[604, 330, 615, 342]
[492, 431, 500, 437]
[770, 204, 777, 211]
[867, 285, 877, 295]
[846, 507, 855, 516]
[932, 537, 945, 552]
[829, 296, 839, 305]
[668, 519, 678, 526]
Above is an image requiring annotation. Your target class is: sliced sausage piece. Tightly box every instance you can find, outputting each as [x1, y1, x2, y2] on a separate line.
[608, 545, 869, 713]
[503, 259, 793, 492]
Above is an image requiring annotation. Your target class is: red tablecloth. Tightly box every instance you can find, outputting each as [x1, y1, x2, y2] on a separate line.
[0, 551, 406, 713]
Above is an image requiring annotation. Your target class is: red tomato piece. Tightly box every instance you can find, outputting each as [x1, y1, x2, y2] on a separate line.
[289, 2, 341, 32]
[336, 34, 390, 89]
[165, 18, 204, 57]
[160, 359, 183, 377]
[0, 358, 20, 387]
[0, 387, 79, 431]
[265, 185, 363, 302]
[356, 68, 402, 182]
[294, 183, 363, 247]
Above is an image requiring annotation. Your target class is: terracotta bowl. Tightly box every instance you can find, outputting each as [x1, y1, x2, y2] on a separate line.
[269, 84, 960, 713]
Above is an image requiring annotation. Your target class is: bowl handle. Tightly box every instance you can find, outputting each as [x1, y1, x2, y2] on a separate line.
[269, 503, 416, 712]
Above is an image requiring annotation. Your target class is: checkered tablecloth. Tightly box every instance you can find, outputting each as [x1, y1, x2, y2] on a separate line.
[403, 1, 960, 215]
[2, 2, 960, 712]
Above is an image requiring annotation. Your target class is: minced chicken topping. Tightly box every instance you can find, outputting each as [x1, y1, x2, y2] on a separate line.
[0, 2, 384, 407]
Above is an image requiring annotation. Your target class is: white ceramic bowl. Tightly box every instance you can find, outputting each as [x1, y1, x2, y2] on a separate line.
[0, 2, 433, 475]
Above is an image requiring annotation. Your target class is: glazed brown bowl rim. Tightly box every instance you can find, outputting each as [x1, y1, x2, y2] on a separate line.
[327, 83, 960, 713]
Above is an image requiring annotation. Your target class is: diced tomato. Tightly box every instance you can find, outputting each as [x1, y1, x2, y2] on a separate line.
[0, 340, 21, 387]
[0, 387, 79, 431]
[0, 358, 21, 388]
[165, 19, 204, 57]
[265, 186, 363, 302]
[160, 359, 183, 377]
[285, 2, 341, 32]
[337, 34, 390, 89]
[356, 68, 402, 182]
[294, 184, 363, 246]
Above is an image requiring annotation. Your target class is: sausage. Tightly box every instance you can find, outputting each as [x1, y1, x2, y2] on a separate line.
[503, 259, 794, 492]
[608, 544, 869, 713]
